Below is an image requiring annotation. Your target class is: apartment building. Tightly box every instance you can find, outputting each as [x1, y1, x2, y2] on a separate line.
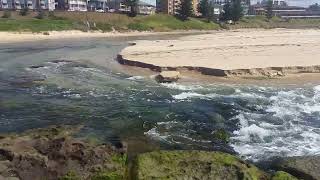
[156, 0, 199, 15]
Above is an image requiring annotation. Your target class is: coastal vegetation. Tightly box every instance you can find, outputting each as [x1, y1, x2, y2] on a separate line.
[0, 10, 319, 33]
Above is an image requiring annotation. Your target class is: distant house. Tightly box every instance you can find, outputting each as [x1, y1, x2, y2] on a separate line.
[68, 0, 87, 11]
[106, 0, 129, 12]
[0, 0, 13, 9]
[87, 0, 108, 11]
[137, 0, 155, 15]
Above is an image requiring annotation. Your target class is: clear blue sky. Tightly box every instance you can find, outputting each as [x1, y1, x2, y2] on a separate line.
[252, 0, 320, 7]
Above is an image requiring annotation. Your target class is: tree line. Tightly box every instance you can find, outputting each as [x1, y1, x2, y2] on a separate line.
[125, 0, 277, 22]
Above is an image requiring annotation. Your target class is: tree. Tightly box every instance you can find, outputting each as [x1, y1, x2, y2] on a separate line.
[199, 0, 216, 22]
[221, 0, 232, 21]
[266, 0, 273, 20]
[231, 0, 243, 21]
[126, 0, 138, 17]
[309, 3, 320, 11]
[199, 0, 209, 18]
[177, 0, 194, 21]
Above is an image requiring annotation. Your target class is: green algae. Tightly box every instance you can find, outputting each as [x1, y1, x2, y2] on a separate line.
[133, 150, 269, 180]
[91, 171, 123, 180]
[271, 171, 298, 180]
[213, 129, 230, 142]
[59, 171, 80, 180]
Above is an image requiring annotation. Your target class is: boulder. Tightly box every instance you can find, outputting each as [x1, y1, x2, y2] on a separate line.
[274, 156, 320, 180]
[155, 71, 180, 83]
[132, 150, 269, 180]
[0, 126, 127, 180]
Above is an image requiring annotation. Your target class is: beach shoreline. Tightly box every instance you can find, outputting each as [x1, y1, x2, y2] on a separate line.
[0, 30, 213, 44]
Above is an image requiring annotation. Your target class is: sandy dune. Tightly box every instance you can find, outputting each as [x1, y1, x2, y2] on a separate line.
[119, 29, 320, 77]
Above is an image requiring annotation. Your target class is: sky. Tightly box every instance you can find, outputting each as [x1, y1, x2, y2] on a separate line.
[251, 0, 319, 7]
[141, 0, 320, 7]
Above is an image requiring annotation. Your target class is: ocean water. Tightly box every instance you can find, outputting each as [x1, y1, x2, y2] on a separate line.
[0, 37, 319, 162]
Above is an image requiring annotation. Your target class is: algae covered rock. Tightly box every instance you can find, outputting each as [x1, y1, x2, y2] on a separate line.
[0, 126, 127, 180]
[155, 71, 180, 83]
[271, 171, 298, 180]
[133, 150, 269, 180]
[275, 156, 320, 180]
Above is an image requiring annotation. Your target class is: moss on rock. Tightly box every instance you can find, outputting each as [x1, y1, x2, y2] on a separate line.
[271, 171, 298, 180]
[132, 150, 269, 180]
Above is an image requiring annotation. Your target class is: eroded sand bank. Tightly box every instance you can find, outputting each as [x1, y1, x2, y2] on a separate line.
[118, 29, 320, 77]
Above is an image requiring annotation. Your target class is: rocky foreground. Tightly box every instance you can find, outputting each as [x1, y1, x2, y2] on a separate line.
[0, 126, 319, 180]
[118, 29, 320, 78]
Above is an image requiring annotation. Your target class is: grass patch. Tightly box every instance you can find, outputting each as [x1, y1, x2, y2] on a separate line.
[0, 18, 79, 32]
[129, 14, 220, 31]
[1, 11, 319, 33]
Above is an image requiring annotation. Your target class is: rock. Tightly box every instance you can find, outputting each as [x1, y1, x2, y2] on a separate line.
[155, 71, 180, 83]
[274, 156, 320, 180]
[212, 129, 230, 143]
[0, 126, 127, 180]
[132, 150, 269, 180]
[271, 171, 298, 180]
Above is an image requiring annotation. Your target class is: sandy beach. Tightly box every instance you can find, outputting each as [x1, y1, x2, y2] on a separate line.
[118, 29, 320, 77]
[0, 30, 207, 44]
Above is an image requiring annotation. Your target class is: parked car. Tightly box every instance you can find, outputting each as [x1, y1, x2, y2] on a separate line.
[95, 8, 105, 13]
[108, 9, 115, 13]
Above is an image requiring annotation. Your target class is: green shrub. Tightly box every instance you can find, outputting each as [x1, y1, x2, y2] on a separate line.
[19, 8, 29, 16]
[48, 11, 65, 20]
[35, 11, 46, 19]
[2, 11, 11, 18]
[96, 23, 113, 32]
[128, 23, 151, 31]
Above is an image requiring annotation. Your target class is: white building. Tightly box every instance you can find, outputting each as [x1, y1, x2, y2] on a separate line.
[272, 0, 287, 6]
[68, 0, 87, 11]
[0, 0, 10, 9]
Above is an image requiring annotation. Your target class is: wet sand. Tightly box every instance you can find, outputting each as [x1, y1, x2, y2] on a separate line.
[118, 29, 320, 77]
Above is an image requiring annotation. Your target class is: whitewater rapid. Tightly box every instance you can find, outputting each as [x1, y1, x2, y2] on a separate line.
[159, 83, 320, 161]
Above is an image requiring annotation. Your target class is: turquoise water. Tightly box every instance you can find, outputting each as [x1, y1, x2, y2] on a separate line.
[0, 37, 319, 162]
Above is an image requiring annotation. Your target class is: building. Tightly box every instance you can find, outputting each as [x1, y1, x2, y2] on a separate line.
[250, 0, 320, 18]
[106, 0, 129, 12]
[87, 0, 108, 11]
[137, 0, 156, 15]
[68, 0, 87, 11]
[156, 0, 199, 15]
[0, 0, 13, 9]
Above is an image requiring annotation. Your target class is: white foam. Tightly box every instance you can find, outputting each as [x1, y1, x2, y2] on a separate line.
[314, 85, 320, 92]
[126, 76, 144, 80]
[172, 92, 208, 100]
[231, 86, 320, 161]
[233, 124, 271, 142]
[144, 128, 169, 142]
[162, 83, 205, 91]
